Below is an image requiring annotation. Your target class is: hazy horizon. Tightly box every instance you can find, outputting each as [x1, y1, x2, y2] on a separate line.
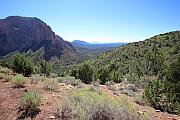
[1, 0, 180, 43]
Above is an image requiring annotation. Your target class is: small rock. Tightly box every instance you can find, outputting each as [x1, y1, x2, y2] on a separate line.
[45, 98, 48, 100]
[65, 85, 74, 90]
[156, 110, 161, 112]
[137, 111, 144, 114]
[50, 115, 56, 119]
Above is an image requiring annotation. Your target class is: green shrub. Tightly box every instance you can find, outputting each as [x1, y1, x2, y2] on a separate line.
[12, 53, 34, 76]
[39, 60, 50, 76]
[0, 59, 10, 68]
[59, 72, 65, 77]
[97, 68, 109, 84]
[143, 57, 180, 114]
[11, 74, 26, 88]
[109, 70, 123, 83]
[43, 79, 58, 91]
[20, 91, 41, 118]
[69, 68, 78, 78]
[77, 63, 93, 84]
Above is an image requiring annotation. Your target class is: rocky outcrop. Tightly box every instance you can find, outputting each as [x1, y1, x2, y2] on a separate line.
[0, 16, 75, 60]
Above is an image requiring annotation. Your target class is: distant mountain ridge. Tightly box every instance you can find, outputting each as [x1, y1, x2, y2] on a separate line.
[72, 40, 91, 46]
[71, 40, 126, 49]
[71, 40, 126, 61]
[0, 16, 77, 61]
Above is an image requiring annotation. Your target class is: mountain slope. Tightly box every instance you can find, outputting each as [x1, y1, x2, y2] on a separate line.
[86, 31, 180, 80]
[0, 16, 78, 61]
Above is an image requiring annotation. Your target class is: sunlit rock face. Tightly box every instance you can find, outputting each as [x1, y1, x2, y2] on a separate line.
[0, 16, 75, 60]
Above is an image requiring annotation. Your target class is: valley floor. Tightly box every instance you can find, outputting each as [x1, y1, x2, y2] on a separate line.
[0, 79, 179, 120]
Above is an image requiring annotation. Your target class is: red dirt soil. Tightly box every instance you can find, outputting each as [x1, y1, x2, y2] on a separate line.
[0, 79, 70, 120]
[0, 79, 179, 120]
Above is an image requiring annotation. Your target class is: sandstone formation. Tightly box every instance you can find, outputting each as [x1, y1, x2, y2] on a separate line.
[0, 16, 75, 60]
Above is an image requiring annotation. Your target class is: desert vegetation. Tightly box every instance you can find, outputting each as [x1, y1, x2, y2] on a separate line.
[53, 87, 149, 120]
[18, 91, 41, 119]
[0, 31, 179, 120]
[68, 31, 180, 115]
[0, 65, 157, 120]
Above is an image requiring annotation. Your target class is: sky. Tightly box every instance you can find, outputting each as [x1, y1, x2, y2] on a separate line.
[1, 0, 180, 43]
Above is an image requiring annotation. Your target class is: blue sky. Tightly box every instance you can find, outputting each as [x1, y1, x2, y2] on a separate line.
[1, 0, 180, 43]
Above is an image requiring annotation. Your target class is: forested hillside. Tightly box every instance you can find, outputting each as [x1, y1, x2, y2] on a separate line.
[87, 31, 180, 79]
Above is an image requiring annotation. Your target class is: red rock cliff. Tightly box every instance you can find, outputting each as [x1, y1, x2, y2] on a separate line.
[0, 16, 75, 60]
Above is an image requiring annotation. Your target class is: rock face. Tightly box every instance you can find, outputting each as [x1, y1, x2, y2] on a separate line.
[0, 16, 75, 60]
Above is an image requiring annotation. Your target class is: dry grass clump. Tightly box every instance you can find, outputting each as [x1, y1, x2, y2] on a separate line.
[0, 67, 13, 75]
[40, 75, 49, 81]
[43, 79, 58, 92]
[54, 88, 148, 120]
[125, 84, 139, 92]
[105, 81, 116, 90]
[119, 84, 140, 97]
[0, 73, 6, 79]
[0, 66, 15, 82]
[134, 94, 145, 106]
[59, 76, 84, 88]
[11, 74, 26, 88]
[4, 75, 14, 82]
[105, 82, 141, 97]
[50, 73, 58, 78]
[120, 89, 136, 97]
[0, 66, 14, 81]
[18, 91, 41, 119]
[30, 74, 41, 84]
[89, 82, 101, 93]
[86, 102, 139, 120]
[54, 96, 86, 120]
